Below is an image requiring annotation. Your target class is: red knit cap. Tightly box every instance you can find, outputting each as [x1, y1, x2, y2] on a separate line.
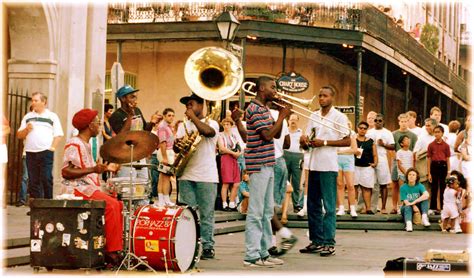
[72, 109, 98, 131]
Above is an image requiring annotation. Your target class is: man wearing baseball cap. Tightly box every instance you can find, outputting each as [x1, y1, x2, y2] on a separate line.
[61, 109, 123, 267]
[109, 85, 162, 183]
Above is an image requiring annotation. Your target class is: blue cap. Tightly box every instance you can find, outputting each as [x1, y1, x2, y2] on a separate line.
[116, 85, 139, 98]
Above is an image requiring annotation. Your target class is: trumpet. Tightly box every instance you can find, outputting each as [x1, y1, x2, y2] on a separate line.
[241, 81, 351, 136]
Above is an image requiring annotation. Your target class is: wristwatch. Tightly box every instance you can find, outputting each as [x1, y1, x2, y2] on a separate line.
[323, 140, 328, 146]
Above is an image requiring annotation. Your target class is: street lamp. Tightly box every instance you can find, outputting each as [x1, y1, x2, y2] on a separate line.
[215, 11, 240, 49]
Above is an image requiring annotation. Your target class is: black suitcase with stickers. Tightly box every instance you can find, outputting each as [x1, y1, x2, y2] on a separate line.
[30, 199, 106, 271]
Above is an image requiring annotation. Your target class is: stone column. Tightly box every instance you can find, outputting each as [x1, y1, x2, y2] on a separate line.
[84, 3, 108, 118]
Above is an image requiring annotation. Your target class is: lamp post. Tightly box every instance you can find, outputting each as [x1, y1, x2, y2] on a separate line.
[215, 11, 243, 115]
[215, 11, 240, 50]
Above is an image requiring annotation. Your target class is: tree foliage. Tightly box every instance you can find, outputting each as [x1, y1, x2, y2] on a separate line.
[420, 23, 439, 55]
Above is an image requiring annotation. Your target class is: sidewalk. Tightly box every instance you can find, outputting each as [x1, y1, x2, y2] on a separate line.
[2, 204, 471, 276]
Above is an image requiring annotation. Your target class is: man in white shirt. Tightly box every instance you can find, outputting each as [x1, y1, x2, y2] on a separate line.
[299, 86, 350, 257]
[418, 106, 449, 139]
[174, 93, 219, 260]
[17, 92, 63, 201]
[366, 114, 395, 214]
[413, 118, 437, 190]
[284, 113, 304, 212]
[407, 110, 423, 137]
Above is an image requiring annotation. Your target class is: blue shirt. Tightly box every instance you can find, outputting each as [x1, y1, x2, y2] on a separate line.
[400, 183, 427, 203]
[238, 181, 249, 204]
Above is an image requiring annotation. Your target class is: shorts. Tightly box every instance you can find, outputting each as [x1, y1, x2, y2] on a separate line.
[375, 158, 391, 185]
[338, 154, 355, 172]
[157, 149, 176, 165]
[391, 159, 398, 181]
[441, 205, 459, 220]
[354, 166, 375, 188]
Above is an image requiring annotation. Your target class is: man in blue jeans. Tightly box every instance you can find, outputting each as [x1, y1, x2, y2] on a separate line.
[299, 86, 350, 257]
[243, 76, 291, 267]
[17, 92, 63, 205]
[174, 92, 220, 260]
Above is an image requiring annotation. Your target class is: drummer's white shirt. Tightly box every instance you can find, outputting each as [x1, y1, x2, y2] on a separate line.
[176, 118, 219, 183]
[306, 107, 348, 172]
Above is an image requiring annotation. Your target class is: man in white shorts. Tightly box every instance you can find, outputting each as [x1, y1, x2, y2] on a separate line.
[366, 114, 394, 214]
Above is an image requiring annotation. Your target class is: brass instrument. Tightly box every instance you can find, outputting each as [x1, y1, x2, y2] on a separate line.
[242, 81, 351, 136]
[172, 47, 244, 177]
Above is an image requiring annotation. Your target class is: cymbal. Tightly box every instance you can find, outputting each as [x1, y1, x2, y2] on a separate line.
[100, 131, 159, 164]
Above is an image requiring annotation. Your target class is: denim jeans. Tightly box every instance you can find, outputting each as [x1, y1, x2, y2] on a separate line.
[244, 165, 274, 262]
[273, 157, 288, 206]
[237, 154, 246, 173]
[150, 154, 159, 198]
[284, 151, 304, 208]
[307, 171, 338, 246]
[178, 180, 217, 250]
[19, 156, 29, 203]
[26, 150, 54, 199]
[401, 199, 429, 222]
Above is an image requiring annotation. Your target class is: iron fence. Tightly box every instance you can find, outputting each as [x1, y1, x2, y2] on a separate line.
[6, 88, 30, 205]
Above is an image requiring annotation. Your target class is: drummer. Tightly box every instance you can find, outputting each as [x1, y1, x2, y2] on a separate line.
[109, 85, 162, 183]
[61, 109, 123, 266]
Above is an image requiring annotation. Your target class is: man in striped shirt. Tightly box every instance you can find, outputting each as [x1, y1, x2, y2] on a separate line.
[243, 76, 291, 267]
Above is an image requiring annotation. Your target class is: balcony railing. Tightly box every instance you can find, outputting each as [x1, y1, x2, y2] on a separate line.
[108, 2, 362, 30]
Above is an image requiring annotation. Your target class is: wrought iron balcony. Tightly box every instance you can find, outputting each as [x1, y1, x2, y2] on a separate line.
[107, 2, 362, 31]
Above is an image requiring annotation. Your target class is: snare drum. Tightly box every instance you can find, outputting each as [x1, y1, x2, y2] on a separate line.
[105, 177, 150, 199]
[132, 205, 200, 272]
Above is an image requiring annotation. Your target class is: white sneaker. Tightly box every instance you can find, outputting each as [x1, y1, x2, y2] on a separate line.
[297, 207, 306, 217]
[165, 200, 175, 206]
[243, 259, 275, 267]
[406, 221, 413, 232]
[451, 227, 463, 234]
[350, 209, 358, 218]
[421, 214, 431, 227]
[265, 256, 284, 265]
[336, 208, 345, 216]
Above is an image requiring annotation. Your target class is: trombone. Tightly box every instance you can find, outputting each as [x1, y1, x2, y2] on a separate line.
[241, 81, 351, 137]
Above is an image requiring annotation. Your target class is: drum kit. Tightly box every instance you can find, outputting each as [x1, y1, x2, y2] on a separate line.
[100, 130, 200, 273]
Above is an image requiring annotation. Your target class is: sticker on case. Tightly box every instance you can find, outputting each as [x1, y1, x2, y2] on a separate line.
[31, 239, 41, 252]
[62, 234, 71, 247]
[45, 223, 54, 233]
[56, 222, 65, 232]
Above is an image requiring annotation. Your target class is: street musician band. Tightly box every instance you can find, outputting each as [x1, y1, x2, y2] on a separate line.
[58, 46, 352, 271]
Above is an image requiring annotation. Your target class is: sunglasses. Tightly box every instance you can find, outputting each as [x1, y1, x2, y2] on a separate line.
[374, 119, 383, 123]
[358, 126, 368, 130]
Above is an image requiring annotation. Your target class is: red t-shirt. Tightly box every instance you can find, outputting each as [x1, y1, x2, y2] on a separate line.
[427, 139, 450, 162]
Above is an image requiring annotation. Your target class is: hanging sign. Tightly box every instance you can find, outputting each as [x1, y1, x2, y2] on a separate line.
[277, 72, 309, 93]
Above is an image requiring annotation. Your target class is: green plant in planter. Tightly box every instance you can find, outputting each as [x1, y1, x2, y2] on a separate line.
[420, 23, 439, 55]
[242, 6, 284, 21]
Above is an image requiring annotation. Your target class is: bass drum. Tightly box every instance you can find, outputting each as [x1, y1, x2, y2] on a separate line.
[132, 205, 200, 272]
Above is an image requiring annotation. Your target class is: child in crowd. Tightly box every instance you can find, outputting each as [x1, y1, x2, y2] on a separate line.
[396, 135, 414, 183]
[427, 125, 451, 214]
[237, 170, 250, 214]
[440, 176, 463, 233]
[451, 171, 472, 233]
[400, 168, 431, 232]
